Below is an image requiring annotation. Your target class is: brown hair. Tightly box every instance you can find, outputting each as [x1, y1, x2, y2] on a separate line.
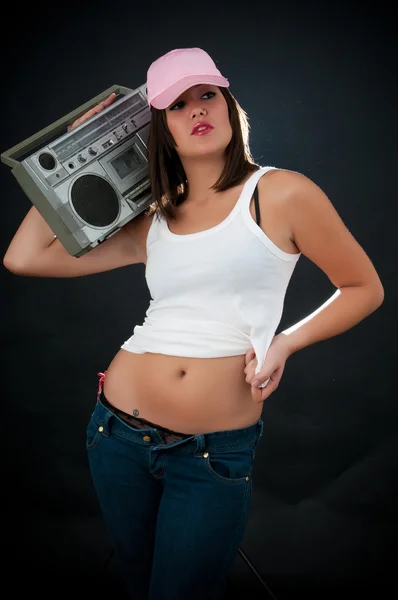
[144, 87, 261, 221]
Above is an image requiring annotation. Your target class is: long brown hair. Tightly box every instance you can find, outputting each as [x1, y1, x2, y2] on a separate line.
[144, 87, 261, 221]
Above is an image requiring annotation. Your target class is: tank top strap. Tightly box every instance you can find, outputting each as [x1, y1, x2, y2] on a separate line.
[146, 210, 164, 248]
[237, 166, 278, 211]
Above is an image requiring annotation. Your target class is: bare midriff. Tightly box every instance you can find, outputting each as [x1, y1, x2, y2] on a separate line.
[102, 349, 262, 435]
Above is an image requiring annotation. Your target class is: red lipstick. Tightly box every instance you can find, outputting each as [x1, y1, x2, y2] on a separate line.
[191, 122, 214, 135]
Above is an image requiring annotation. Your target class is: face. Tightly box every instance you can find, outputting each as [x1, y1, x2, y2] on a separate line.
[165, 84, 232, 160]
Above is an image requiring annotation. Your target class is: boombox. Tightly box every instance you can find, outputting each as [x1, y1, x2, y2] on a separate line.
[1, 83, 153, 257]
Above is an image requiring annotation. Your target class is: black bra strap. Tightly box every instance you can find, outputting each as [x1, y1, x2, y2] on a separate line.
[253, 183, 261, 226]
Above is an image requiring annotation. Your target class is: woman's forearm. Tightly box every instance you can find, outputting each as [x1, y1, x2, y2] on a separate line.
[278, 285, 384, 357]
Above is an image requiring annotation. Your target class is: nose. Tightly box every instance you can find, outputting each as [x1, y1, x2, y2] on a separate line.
[190, 106, 207, 119]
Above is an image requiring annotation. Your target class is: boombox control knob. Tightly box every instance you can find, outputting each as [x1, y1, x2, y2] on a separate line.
[88, 147, 98, 156]
[77, 154, 87, 163]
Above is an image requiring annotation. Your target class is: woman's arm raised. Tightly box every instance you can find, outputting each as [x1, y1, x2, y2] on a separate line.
[3, 92, 151, 278]
[3, 205, 150, 278]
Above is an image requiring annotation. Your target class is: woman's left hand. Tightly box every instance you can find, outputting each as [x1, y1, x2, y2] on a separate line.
[244, 334, 291, 403]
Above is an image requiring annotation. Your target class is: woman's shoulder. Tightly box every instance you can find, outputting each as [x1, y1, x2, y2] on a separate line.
[257, 166, 310, 200]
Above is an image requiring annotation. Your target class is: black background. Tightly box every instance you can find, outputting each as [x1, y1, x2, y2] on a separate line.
[1, 1, 396, 598]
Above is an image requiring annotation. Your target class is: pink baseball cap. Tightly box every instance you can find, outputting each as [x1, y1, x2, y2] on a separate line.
[146, 47, 230, 110]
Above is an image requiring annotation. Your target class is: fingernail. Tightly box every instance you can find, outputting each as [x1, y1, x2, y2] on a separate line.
[252, 380, 259, 388]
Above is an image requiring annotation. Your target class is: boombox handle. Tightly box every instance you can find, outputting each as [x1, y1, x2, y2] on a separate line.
[1, 84, 134, 169]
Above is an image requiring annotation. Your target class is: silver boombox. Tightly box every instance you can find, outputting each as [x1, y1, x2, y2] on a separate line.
[1, 84, 153, 257]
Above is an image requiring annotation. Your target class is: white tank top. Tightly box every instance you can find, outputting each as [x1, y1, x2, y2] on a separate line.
[121, 166, 301, 379]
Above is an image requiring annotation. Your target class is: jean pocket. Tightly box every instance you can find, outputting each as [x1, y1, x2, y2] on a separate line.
[203, 444, 255, 485]
[86, 414, 104, 451]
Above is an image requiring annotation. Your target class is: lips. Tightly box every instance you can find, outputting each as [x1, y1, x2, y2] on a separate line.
[191, 122, 214, 135]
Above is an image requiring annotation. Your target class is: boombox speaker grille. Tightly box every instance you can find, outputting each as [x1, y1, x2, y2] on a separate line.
[70, 174, 120, 227]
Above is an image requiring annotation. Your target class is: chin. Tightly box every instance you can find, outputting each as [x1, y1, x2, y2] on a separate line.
[184, 141, 230, 159]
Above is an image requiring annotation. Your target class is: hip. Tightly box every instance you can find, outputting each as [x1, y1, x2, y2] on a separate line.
[101, 348, 262, 434]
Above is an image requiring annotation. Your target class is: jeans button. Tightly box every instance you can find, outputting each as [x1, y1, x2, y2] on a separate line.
[143, 435, 152, 442]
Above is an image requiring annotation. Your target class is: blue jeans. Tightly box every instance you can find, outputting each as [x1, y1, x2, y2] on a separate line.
[86, 394, 264, 600]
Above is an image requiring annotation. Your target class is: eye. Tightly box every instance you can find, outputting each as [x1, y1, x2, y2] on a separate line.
[169, 101, 184, 111]
[169, 91, 216, 111]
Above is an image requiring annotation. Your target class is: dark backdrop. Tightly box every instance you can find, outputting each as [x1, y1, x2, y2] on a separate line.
[1, 1, 396, 598]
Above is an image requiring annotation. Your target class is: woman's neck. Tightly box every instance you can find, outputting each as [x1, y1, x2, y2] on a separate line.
[181, 157, 225, 205]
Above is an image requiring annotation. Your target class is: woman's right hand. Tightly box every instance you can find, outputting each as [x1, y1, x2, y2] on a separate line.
[67, 92, 117, 131]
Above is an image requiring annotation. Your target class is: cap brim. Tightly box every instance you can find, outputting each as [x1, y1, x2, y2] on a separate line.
[150, 74, 230, 109]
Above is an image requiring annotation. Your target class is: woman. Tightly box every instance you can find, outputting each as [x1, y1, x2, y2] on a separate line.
[3, 47, 384, 600]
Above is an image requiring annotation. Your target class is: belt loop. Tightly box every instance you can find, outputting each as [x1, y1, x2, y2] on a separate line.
[97, 407, 112, 437]
[194, 434, 206, 455]
[257, 419, 264, 440]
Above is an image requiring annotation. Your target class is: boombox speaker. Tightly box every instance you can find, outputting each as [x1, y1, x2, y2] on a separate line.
[1, 84, 153, 257]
